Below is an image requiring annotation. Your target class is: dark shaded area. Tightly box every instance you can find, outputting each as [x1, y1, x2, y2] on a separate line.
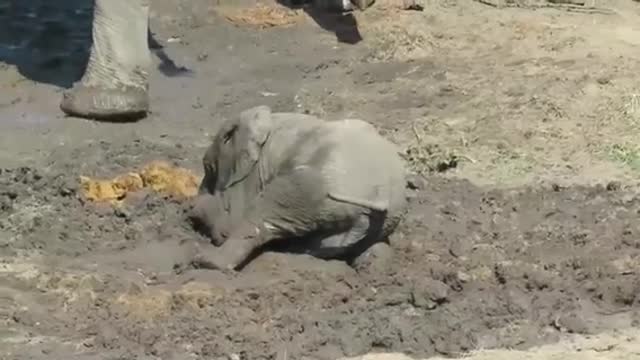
[0, 0, 358, 90]
[279, 0, 364, 44]
[0, 0, 93, 88]
[0, 0, 191, 89]
[148, 28, 194, 78]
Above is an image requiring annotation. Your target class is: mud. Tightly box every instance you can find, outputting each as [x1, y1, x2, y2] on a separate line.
[3, 143, 640, 359]
[4, 0, 640, 359]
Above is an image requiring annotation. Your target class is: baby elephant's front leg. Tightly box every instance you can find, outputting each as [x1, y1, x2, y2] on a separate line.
[191, 167, 330, 271]
[191, 220, 263, 270]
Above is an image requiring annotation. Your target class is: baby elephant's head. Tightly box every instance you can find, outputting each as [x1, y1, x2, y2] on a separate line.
[199, 105, 273, 194]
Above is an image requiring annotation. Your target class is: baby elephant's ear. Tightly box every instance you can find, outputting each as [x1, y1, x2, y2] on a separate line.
[238, 105, 272, 160]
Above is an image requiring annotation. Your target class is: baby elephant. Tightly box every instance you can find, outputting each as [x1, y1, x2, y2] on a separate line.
[189, 105, 407, 271]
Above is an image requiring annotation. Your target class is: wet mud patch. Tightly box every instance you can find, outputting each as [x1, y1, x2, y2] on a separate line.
[0, 139, 200, 260]
[4, 151, 640, 359]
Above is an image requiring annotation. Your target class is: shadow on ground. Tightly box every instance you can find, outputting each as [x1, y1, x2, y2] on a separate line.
[0, 0, 360, 89]
[0, 0, 92, 88]
[278, 0, 363, 44]
[0, 0, 192, 89]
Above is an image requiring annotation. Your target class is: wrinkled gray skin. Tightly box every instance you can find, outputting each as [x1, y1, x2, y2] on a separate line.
[189, 105, 407, 271]
[59, 0, 375, 122]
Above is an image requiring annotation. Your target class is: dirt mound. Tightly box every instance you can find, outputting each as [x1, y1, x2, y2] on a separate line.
[3, 144, 640, 359]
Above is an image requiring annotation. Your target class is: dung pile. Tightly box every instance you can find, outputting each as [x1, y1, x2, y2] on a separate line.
[79, 160, 201, 205]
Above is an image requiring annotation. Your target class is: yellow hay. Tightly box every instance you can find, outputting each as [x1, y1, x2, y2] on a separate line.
[217, 3, 305, 29]
[138, 160, 200, 198]
[80, 160, 201, 204]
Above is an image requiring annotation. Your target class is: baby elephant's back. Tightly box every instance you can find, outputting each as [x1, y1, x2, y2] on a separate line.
[321, 119, 407, 216]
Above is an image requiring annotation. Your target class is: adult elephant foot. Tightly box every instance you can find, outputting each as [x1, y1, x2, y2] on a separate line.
[61, 0, 151, 122]
[60, 83, 149, 121]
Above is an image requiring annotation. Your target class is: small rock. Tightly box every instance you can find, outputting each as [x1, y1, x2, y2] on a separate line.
[4, 190, 18, 200]
[381, 288, 411, 306]
[556, 313, 589, 334]
[406, 175, 428, 190]
[405, 1, 425, 11]
[113, 207, 131, 219]
[411, 278, 449, 310]
[606, 181, 621, 191]
[0, 196, 11, 211]
[582, 280, 597, 292]
[352, 242, 394, 273]
[448, 239, 469, 258]
[11, 309, 38, 326]
[125, 282, 143, 296]
[58, 186, 74, 197]
[525, 268, 555, 290]
[494, 263, 507, 284]
[82, 338, 95, 348]
[78, 275, 103, 292]
[457, 271, 471, 283]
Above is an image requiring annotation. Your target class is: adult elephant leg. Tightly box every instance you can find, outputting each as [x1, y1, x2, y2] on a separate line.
[60, 0, 151, 121]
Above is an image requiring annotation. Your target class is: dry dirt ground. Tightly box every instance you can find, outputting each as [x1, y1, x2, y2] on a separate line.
[3, 0, 640, 359]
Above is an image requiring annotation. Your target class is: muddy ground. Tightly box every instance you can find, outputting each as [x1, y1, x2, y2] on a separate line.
[3, 0, 640, 359]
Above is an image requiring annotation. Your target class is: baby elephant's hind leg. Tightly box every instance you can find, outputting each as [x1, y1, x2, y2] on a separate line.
[304, 214, 372, 260]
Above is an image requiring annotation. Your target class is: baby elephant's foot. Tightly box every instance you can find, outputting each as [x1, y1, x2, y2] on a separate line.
[352, 241, 394, 273]
[191, 244, 234, 271]
[60, 82, 149, 122]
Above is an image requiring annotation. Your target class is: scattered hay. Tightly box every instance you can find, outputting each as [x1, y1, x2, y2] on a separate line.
[138, 161, 201, 198]
[115, 289, 174, 320]
[403, 122, 460, 174]
[358, 12, 434, 62]
[404, 142, 459, 173]
[217, 3, 305, 29]
[80, 173, 144, 204]
[79, 160, 201, 204]
[372, 0, 425, 11]
[607, 143, 640, 172]
[114, 282, 226, 320]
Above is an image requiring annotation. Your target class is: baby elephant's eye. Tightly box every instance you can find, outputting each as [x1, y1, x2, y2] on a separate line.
[223, 125, 237, 144]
